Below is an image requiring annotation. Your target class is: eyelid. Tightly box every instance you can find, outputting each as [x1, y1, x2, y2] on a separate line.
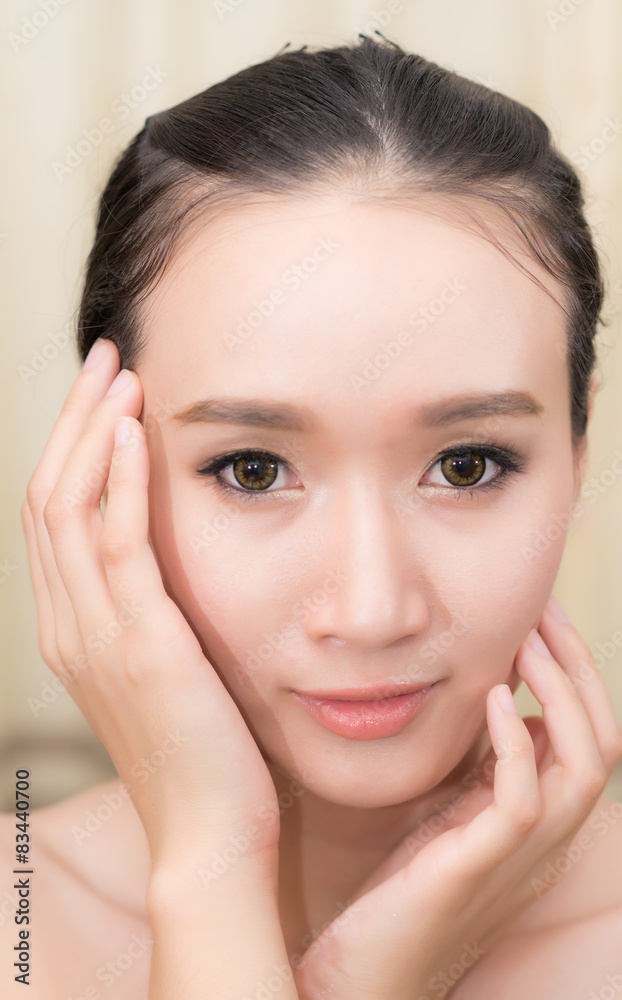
[422, 441, 526, 496]
[197, 449, 300, 500]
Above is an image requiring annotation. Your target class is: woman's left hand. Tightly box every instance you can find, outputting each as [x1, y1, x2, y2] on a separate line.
[292, 598, 622, 1000]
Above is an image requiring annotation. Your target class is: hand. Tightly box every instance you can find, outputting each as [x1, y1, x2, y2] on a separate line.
[292, 605, 622, 999]
[21, 338, 280, 875]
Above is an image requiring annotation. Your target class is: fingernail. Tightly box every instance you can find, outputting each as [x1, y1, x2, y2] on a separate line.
[527, 629, 553, 658]
[497, 684, 517, 714]
[83, 338, 106, 369]
[105, 369, 133, 397]
[546, 595, 569, 624]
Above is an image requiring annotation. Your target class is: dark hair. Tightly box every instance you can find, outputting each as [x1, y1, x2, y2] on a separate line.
[76, 33, 605, 444]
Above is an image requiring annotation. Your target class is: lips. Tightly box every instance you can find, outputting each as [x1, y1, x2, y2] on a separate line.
[292, 681, 434, 702]
[292, 683, 439, 740]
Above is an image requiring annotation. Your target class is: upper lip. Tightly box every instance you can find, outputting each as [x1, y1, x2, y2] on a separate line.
[292, 681, 437, 702]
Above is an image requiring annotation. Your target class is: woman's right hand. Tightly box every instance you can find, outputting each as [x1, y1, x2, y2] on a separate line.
[21, 337, 281, 878]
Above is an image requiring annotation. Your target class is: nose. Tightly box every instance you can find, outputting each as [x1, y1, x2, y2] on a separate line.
[303, 484, 431, 650]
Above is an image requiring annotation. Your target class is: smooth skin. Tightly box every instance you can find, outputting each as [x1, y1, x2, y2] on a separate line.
[9, 192, 622, 998]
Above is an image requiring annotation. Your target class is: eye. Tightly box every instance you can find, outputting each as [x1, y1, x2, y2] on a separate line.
[423, 445, 525, 494]
[197, 449, 299, 499]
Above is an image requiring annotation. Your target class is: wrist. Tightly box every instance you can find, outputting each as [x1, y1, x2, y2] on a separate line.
[148, 847, 277, 910]
[146, 852, 297, 1000]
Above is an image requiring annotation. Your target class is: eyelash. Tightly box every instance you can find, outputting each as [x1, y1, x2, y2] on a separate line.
[196, 442, 527, 503]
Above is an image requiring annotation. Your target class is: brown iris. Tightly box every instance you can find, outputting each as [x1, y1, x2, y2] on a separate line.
[440, 451, 486, 487]
[231, 453, 279, 491]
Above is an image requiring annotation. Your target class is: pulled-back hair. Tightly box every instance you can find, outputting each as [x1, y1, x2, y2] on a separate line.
[76, 33, 605, 444]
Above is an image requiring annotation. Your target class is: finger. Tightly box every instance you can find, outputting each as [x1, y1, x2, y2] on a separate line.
[537, 597, 622, 772]
[99, 415, 170, 613]
[447, 684, 541, 873]
[514, 629, 609, 817]
[521, 714, 551, 772]
[20, 499, 63, 669]
[42, 370, 143, 635]
[26, 340, 121, 636]
[31, 339, 120, 492]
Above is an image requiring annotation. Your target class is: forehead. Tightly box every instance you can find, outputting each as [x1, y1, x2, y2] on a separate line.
[136, 193, 569, 420]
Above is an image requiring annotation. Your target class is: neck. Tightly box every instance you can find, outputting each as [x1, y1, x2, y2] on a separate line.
[266, 725, 494, 957]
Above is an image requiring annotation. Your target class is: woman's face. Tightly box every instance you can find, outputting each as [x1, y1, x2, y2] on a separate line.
[134, 192, 584, 808]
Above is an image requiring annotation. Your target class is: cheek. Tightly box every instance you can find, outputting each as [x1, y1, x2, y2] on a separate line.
[431, 486, 572, 700]
[148, 479, 307, 679]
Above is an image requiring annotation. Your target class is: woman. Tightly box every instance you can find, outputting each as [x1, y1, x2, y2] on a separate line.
[4, 34, 622, 999]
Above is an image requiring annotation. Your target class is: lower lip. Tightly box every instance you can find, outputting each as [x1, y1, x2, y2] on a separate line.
[292, 685, 438, 740]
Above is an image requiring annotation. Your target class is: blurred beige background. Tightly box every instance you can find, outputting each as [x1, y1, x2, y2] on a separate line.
[1, 0, 621, 809]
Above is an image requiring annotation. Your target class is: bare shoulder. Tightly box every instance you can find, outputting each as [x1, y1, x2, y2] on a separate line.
[451, 793, 622, 999]
[0, 779, 152, 998]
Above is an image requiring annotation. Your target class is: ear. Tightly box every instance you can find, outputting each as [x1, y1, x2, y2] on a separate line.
[573, 370, 599, 496]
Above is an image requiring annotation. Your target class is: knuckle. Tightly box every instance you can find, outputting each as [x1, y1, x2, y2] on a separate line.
[610, 727, 622, 765]
[98, 531, 134, 567]
[43, 493, 69, 532]
[37, 632, 59, 669]
[560, 671, 582, 699]
[54, 628, 79, 668]
[509, 796, 541, 833]
[26, 477, 48, 512]
[496, 737, 533, 768]
[576, 764, 608, 803]
[508, 740, 534, 763]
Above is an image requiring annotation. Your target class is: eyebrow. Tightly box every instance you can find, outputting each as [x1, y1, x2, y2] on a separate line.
[170, 389, 543, 431]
